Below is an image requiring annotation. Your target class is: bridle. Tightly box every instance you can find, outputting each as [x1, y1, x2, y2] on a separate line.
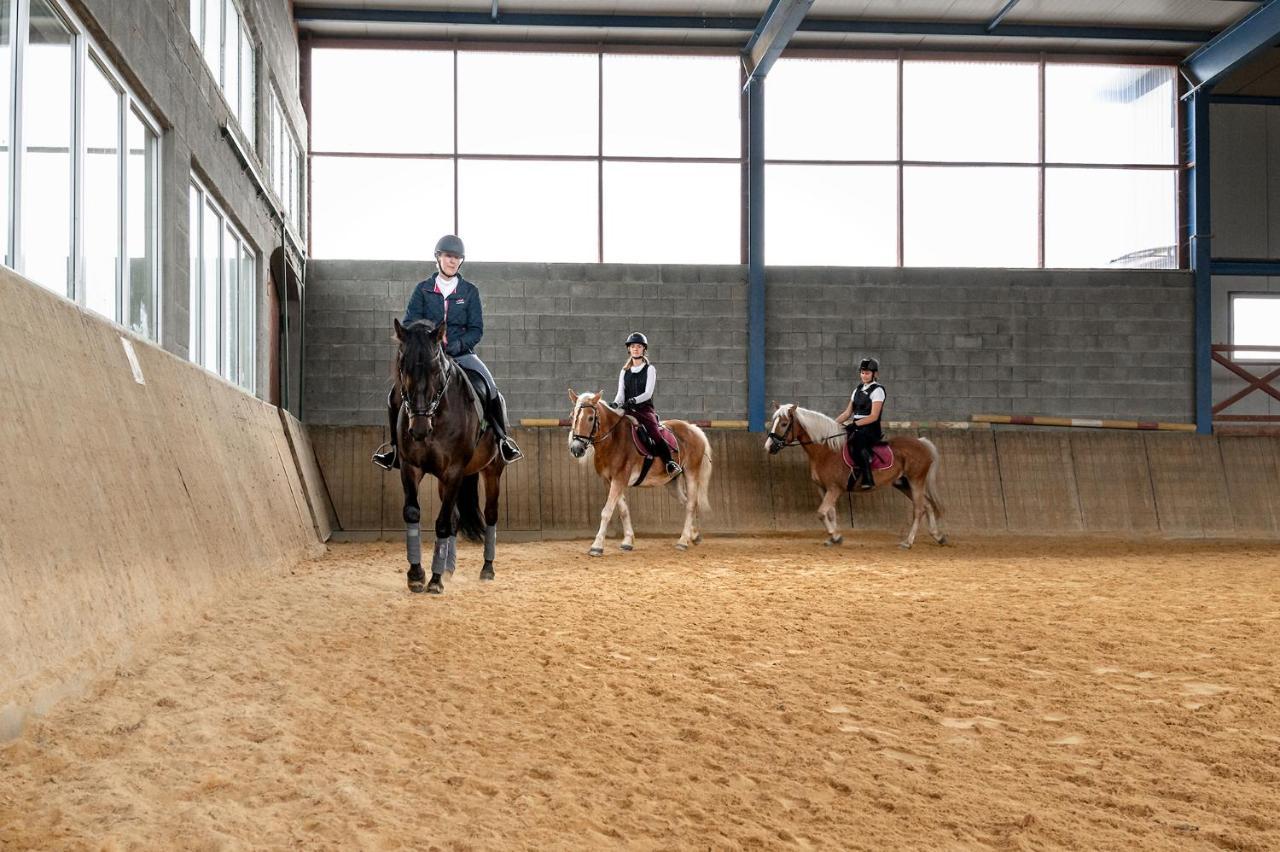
[570, 398, 624, 445]
[767, 406, 844, 450]
[400, 344, 455, 433]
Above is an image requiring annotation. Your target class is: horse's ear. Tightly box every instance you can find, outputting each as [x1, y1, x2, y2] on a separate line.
[567, 387, 578, 403]
[431, 321, 446, 342]
[597, 389, 604, 401]
[393, 318, 405, 340]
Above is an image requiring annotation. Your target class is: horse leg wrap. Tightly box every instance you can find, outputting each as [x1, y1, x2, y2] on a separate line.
[484, 525, 497, 562]
[406, 523, 421, 564]
[446, 536, 457, 575]
[432, 537, 450, 575]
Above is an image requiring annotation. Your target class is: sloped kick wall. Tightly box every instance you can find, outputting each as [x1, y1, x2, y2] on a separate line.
[0, 269, 324, 740]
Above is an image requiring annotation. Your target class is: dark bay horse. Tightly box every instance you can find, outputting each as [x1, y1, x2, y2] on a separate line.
[765, 404, 946, 549]
[394, 318, 506, 594]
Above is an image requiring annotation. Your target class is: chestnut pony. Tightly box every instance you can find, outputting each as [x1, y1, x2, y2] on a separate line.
[566, 390, 712, 555]
[765, 404, 946, 549]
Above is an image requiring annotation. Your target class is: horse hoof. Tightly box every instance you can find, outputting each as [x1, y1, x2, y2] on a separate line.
[898, 542, 912, 550]
[588, 547, 604, 557]
[675, 542, 689, 551]
[620, 543, 634, 551]
[691, 533, 702, 545]
[427, 574, 444, 594]
[824, 535, 843, 547]
[408, 580, 426, 594]
[936, 535, 948, 546]
[480, 562, 495, 581]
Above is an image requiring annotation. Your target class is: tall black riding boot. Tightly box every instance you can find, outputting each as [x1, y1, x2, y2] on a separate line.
[488, 395, 523, 463]
[651, 433, 682, 476]
[858, 448, 876, 490]
[372, 389, 400, 470]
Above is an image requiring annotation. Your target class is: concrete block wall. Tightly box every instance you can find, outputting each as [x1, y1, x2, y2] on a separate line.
[304, 261, 748, 425]
[69, 0, 306, 378]
[305, 260, 1193, 425]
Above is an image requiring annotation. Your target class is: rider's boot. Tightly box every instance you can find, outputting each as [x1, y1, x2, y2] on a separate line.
[488, 395, 523, 464]
[372, 390, 400, 470]
[858, 449, 876, 490]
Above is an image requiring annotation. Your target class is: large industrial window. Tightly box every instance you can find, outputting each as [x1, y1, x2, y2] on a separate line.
[3, 0, 161, 338]
[189, 178, 257, 392]
[310, 48, 1177, 269]
[766, 57, 1177, 268]
[189, 0, 255, 144]
[310, 48, 740, 263]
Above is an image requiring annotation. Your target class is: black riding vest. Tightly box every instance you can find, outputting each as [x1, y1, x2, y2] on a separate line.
[623, 364, 650, 402]
[852, 382, 885, 418]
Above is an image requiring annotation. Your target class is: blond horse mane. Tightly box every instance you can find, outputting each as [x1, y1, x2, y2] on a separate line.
[786, 406, 846, 452]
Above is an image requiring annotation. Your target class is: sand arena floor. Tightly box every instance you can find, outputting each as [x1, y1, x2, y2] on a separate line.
[2, 534, 1279, 850]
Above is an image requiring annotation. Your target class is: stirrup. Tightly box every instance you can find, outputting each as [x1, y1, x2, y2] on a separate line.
[858, 471, 875, 490]
[372, 443, 398, 471]
[665, 460, 683, 476]
[499, 438, 524, 464]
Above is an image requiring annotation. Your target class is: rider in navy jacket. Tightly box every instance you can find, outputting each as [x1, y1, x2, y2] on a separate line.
[372, 235, 522, 469]
[403, 275, 483, 357]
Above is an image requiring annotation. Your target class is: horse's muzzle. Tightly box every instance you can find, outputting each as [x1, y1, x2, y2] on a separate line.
[568, 438, 586, 458]
[409, 416, 433, 441]
[765, 438, 781, 455]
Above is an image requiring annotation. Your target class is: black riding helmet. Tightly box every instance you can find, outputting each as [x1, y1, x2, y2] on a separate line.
[434, 234, 465, 257]
[625, 332, 649, 348]
[859, 357, 880, 373]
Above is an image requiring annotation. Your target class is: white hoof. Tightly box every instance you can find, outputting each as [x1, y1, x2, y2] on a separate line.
[898, 541, 912, 550]
[588, 547, 604, 557]
[620, 543, 634, 551]
[824, 535, 843, 547]
[674, 542, 689, 551]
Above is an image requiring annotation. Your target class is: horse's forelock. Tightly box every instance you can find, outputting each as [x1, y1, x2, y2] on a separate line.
[400, 321, 438, 377]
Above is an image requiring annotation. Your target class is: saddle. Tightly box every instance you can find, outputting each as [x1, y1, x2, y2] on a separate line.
[623, 415, 680, 459]
[457, 365, 490, 431]
[841, 440, 894, 472]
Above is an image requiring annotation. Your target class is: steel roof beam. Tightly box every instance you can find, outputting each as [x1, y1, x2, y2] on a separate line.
[744, 0, 814, 84]
[1183, 0, 1280, 88]
[293, 8, 1215, 43]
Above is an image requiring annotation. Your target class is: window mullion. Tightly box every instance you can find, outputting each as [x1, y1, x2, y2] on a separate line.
[117, 89, 127, 324]
[71, 26, 85, 303]
[9, 0, 27, 271]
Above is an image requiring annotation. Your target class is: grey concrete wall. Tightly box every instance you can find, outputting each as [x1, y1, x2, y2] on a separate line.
[69, 0, 306, 386]
[304, 260, 1193, 425]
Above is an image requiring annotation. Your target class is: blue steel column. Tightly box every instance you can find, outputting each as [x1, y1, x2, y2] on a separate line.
[746, 77, 766, 432]
[1187, 88, 1212, 435]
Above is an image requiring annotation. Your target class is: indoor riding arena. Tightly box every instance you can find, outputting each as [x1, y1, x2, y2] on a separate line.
[4, 2, 1280, 850]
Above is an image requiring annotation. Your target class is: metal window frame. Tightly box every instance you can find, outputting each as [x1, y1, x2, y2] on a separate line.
[190, 173, 256, 390]
[302, 41, 1183, 271]
[1228, 290, 1280, 365]
[9, 0, 163, 341]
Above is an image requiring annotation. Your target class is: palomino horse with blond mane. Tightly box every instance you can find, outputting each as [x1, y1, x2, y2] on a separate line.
[566, 390, 713, 555]
[765, 404, 946, 549]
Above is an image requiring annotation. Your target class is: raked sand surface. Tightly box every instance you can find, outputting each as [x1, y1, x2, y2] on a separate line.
[2, 534, 1279, 850]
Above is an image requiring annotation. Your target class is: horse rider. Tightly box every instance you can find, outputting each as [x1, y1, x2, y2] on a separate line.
[614, 332, 682, 476]
[372, 234, 523, 469]
[835, 357, 885, 491]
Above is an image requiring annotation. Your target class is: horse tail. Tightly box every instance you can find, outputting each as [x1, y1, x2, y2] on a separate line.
[919, 437, 944, 519]
[455, 473, 485, 542]
[689, 424, 713, 514]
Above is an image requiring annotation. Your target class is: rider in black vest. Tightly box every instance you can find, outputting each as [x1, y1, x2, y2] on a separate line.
[835, 357, 885, 491]
[614, 332, 681, 476]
